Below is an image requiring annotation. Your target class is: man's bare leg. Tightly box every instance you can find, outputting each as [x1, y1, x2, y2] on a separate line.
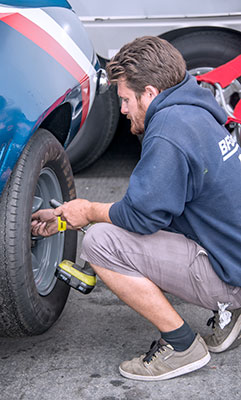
[91, 263, 183, 332]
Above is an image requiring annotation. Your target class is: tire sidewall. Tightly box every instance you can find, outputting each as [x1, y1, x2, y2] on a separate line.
[169, 30, 241, 70]
[1, 129, 77, 335]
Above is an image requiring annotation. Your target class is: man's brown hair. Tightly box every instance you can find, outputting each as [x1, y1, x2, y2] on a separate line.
[106, 36, 186, 97]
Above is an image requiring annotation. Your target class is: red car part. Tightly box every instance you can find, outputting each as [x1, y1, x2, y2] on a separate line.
[196, 55, 241, 125]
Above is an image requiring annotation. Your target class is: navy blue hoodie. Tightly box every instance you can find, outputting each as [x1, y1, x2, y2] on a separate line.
[109, 73, 241, 287]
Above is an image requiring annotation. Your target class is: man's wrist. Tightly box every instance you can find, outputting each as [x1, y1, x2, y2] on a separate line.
[88, 201, 113, 224]
[87, 200, 95, 224]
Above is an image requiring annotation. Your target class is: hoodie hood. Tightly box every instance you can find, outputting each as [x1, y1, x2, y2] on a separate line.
[145, 72, 227, 130]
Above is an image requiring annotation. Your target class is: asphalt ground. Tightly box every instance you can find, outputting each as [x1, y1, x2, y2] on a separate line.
[0, 117, 240, 399]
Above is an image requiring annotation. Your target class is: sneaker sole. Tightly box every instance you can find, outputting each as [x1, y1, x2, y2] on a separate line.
[119, 352, 211, 381]
[207, 314, 241, 353]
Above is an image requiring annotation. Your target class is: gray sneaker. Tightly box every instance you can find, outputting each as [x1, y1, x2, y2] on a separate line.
[204, 308, 241, 353]
[119, 333, 210, 381]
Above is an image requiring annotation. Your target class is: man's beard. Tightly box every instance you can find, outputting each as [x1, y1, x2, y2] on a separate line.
[128, 102, 146, 135]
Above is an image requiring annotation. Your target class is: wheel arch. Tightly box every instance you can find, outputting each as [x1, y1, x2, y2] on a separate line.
[40, 102, 72, 146]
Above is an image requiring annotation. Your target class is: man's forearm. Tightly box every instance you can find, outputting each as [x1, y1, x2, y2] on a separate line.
[88, 202, 113, 224]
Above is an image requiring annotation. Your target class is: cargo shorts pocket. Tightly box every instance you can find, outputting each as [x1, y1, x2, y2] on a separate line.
[189, 245, 230, 310]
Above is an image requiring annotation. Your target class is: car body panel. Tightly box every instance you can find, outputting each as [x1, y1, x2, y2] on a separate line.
[0, 0, 71, 8]
[0, 3, 98, 195]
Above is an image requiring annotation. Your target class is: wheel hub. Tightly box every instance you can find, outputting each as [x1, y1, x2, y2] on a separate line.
[31, 167, 65, 296]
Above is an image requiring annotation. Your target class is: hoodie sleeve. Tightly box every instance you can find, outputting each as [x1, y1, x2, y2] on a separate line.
[109, 135, 194, 234]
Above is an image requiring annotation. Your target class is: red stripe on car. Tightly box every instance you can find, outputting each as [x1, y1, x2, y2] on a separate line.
[0, 12, 90, 125]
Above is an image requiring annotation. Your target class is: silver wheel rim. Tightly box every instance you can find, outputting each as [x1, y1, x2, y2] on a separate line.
[189, 67, 241, 116]
[31, 167, 65, 296]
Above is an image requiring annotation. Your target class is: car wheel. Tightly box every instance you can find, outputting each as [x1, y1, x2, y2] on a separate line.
[66, 84, 120, 173]
[170, 30, 241, 143]
[169, 29, 241, 70]
[0, 129, 77, 336]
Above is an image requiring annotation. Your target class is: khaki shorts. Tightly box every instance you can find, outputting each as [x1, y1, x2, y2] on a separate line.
[80, 223, 241, 311]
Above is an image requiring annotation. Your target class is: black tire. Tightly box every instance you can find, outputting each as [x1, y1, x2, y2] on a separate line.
[0, 129, 77, 336]
[169, 28, 241, 70]
[66, 84, 120, 173]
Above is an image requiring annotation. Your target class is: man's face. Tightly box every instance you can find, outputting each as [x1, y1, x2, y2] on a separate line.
[117, 78, 156, 135]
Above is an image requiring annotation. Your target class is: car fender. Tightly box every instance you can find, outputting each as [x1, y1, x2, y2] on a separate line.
[0, 5, 98, 195]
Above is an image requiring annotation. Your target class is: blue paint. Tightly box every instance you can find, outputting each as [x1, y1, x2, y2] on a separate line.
[0, 1, 71, 8]
[0, 10, 94, 194]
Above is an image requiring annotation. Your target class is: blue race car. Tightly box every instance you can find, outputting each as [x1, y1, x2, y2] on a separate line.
[0, 0, 119, 336]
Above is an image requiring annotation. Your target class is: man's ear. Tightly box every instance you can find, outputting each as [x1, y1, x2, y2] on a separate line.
[141, 85, 159, 109]
[145, 85, 160, 99]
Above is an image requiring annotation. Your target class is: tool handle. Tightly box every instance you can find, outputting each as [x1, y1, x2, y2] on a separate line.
[49, 199, 62, 209]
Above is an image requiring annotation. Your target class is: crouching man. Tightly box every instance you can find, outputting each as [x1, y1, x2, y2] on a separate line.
[32, 36, 241, 381]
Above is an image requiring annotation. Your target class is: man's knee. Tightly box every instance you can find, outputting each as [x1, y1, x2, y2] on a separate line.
[81, 222, 118, 260]
[81, 223, 154, 278]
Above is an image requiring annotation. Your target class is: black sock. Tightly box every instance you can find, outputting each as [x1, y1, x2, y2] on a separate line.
[161, 320, 196, 352]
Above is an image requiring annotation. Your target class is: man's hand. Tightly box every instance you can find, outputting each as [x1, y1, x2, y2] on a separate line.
[31, 198, 113, 237]
[53, 199, 92, 229]
[53, 199, 113, 228]
[31, 200, 92, 237]
[31, 208, 59, 237]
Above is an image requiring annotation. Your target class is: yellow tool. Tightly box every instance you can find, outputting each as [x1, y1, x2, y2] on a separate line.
[49, 199, 96, 295]
[56, 260, 96, 295]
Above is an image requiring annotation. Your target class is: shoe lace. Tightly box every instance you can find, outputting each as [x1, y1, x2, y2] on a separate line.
[207, 311, 218, 329]
[143, 339, 168, 364]
[207, 316, 216, 329]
